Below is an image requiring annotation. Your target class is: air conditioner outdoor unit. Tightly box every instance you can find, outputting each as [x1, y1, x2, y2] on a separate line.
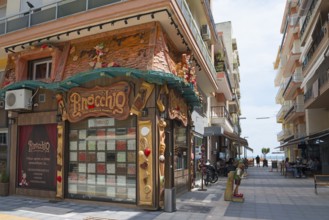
[5, 89, 32, 110]
[201, 24, 211, 41]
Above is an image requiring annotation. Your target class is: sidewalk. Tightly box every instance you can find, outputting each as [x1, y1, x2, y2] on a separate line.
[1, 166, 329, 220]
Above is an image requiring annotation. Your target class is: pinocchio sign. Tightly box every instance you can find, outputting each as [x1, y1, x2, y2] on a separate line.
[66, 81, 131, 122]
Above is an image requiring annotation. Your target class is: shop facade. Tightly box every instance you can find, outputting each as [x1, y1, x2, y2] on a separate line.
[2, 22, 201, 209]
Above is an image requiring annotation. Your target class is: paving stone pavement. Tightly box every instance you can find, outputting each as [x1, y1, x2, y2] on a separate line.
[1, 166, 329, 220]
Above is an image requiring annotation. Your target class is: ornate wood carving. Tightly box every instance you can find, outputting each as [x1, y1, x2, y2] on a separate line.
[130, 81, 154, 116]
[56, 124, 64, 198]
[66, 81, 131, 122]
[168, 89, 188, 126]
[158, 118, 167, 201]
[138, 120, 153, 206]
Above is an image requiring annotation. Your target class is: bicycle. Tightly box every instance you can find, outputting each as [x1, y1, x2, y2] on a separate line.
[203, 164, 218, 186]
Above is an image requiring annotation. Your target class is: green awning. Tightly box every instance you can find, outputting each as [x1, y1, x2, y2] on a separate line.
[0, 67, 201, 107]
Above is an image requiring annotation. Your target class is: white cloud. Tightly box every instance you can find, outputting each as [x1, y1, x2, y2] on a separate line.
[212, 0, 286, 156]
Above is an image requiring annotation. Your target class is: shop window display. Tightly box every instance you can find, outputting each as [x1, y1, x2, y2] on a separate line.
[174, 125, 187, 170]
[68, 117, 136, 202]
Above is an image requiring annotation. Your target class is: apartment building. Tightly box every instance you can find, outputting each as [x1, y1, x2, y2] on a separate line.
[275, 0, 305, 161]
[203, 21, 249, 163]
[275, 0, 329, 174]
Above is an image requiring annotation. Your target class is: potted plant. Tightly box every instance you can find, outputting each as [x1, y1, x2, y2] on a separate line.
[0, 170, 9, 196]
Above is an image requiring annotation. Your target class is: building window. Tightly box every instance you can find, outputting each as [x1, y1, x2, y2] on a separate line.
[0, 133, 6, 145]
[0, 132, 7, 172]
[0, 0, 6, 19]
[28, 57, 52, 80]
[174, 124, 187, 170]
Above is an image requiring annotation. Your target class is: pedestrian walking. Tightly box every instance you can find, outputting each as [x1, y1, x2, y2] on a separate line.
[256, 155, 260, 167]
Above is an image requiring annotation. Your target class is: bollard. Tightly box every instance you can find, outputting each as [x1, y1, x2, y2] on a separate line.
[164, 187, 176, 212]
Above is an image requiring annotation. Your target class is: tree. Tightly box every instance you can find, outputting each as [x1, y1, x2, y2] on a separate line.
[261, 148, 270, 159]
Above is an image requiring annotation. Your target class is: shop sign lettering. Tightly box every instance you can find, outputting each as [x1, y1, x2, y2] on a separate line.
[28, 140, 50, 153]
[67, 82, 131, 122]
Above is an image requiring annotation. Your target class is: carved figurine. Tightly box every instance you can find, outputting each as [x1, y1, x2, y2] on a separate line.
[55, 94, 68, 121]
[233, 162, 245, 197]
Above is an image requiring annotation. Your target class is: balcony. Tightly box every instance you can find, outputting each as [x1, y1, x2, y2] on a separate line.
[176, 0, 217, 84]
[202, 0, 218, 42]
[304, 67, 329, 109]
[300, 0, 319, 42]
[277, 128, 294, 142]
[302, 21, 329, 72]
[216, 70, 233, 100]
[210, 106, 234, 133]
[282, 69, 303, 100]
[277, 130, 285, 142]
[284, 101, 305, 123]
[228, 97, 240, 114]
[0, 0, 124, 35]
[276, 103, 291, 123]
[275, 83, 285, 104]
[282, 41, 301, 78]
[283, 127, 294, 141]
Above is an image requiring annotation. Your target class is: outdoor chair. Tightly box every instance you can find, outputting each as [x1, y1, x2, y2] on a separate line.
[284, 166, 295, 178]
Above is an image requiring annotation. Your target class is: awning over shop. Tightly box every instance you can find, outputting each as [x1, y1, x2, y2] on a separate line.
[223, 131, 249, 147]
[0, 67, 202, 108]
[203, 127, 250, 149]
[244, 145, 253, 153]
[204, 126, 223, 136]
[276, 129, 329, 149]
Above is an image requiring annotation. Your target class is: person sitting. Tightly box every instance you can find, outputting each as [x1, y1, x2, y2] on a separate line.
[307, 157, 315, 170]
[285, 157, 301, 178]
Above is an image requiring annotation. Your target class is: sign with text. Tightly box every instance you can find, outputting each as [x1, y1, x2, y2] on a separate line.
[18, 124, 57, 191]
[67, 82, 131, 123]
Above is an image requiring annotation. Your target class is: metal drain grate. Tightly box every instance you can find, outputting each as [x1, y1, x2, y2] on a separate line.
[178, 204, 212, 213]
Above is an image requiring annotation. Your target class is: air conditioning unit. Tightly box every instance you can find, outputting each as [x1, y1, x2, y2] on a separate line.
[201, 24, 211, 41]
[5, 89, 32, 110]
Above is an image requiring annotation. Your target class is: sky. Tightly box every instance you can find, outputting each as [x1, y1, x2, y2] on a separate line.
[212, 0, 286, 157]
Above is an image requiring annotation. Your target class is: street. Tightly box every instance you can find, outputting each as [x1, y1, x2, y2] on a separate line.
[1, 166, 328, 220]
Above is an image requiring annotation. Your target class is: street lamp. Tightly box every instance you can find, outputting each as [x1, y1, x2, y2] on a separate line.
[256, 117, 270, 119]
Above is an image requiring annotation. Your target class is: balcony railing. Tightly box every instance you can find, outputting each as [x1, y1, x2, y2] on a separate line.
[284, 128, 294, 138]
[305, 69, 329, 103]
[177, 0, 217, 80]
[319, 68, 329, 88]
[304, 86, 313, 103]
[0, 0, 123, 35]
[277, 102, 291, 120]
[282, 70, 303, 96]
[284, 101, 304, 120]
[277, 130, 285, 141]
[300, 0, 318, 39]
[302, 21, 327, 70]
[210, 106, 233, 127]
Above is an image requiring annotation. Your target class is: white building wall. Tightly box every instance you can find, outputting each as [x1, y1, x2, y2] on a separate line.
[191, 111, 207, 136]
[305, 109, 329, 135]
[216, 22, 233, 73]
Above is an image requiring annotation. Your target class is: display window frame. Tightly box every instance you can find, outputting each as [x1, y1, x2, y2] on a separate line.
[67, 116, 137, 203]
